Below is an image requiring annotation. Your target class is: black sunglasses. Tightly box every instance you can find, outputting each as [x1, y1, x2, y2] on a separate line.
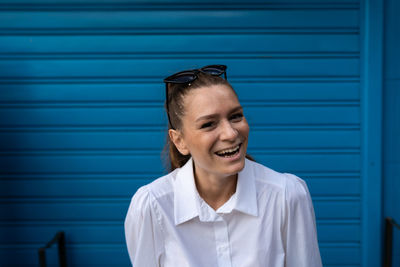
[163, 64, 228, 129]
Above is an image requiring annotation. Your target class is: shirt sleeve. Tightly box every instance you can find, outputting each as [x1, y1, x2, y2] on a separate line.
[124, 186, 164, 267]
[282, 173, 323, 267]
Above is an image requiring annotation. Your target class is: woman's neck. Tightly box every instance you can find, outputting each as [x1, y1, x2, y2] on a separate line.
[193, 165, 238, 211]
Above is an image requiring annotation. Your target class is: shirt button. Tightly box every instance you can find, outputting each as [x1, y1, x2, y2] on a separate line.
[218, 245, 228, 253]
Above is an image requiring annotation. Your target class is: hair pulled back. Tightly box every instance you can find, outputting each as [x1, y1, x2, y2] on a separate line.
[166, 72, 234, 131]
[164, 72, 235, 171]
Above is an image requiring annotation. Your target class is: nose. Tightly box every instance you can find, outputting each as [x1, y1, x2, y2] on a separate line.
[219, 120, 238, 141]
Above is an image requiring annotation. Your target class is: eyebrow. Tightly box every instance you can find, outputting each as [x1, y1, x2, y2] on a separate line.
[195, 106, 243, 122]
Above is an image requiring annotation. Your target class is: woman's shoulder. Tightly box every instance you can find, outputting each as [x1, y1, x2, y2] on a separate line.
[133, 170, 176, 198]
[282, 172, 311, 204]
[248, 160, 310, 198]
[128, 169, 178, 210]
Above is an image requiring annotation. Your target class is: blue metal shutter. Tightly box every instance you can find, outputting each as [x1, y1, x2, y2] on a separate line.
[0, 1, 382, 266]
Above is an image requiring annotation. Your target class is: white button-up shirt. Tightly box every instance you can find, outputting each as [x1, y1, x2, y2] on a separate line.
[124, 158, 322, 267]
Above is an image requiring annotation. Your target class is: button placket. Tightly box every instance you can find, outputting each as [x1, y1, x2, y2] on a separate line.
[213, 218, 232, 267]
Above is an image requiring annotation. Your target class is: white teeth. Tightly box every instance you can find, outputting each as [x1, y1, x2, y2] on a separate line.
[216, 145, 240, 155]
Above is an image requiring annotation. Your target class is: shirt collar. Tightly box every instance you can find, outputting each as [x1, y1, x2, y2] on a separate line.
[233, 158, 258, 217]
[173, 158, 258, 225]
[173, 158, 199, 225]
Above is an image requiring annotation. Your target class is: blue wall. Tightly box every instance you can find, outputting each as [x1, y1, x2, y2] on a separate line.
[0, 1, 385, 266]
[383, 0, 400, 265]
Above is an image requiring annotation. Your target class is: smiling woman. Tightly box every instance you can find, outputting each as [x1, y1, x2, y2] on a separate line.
[124, 65, 323, 267]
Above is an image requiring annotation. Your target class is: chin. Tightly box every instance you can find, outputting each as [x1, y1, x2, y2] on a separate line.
[222, 158, 246, 176]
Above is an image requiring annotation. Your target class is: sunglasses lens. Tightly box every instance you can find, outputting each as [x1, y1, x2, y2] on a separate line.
[164, 71, 197, 83]
[201, 65, 226, 76]
[174, 74, 196, 83]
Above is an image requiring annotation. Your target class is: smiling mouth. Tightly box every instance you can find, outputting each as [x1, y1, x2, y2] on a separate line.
[215, 143, 242, 158]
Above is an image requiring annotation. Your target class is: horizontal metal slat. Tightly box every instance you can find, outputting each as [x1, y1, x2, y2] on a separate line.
[319, 246, 361, 265]
[0, 199, 360, 221]
[0, 34, 359, 54]
[0, 106, 360, 127]
[249, 129, 360, 148]
[0, 129, 360, 150]
[0, 246, 130, 266]
[0, 153, 360, 174]
[306, 177, 360, 196]
[317, 222, 360, 242]
[0, 81, 360, 103]
[0, 241, 361, 265]
[0, 58, 360, 79]
[0, 10, 359, 30]
[0, 0, 360, 5]
[0, 0, 361, 7]
[0, 221, 360, 245]
[0, 177, 360, 198]
[253, 154, 360, 173]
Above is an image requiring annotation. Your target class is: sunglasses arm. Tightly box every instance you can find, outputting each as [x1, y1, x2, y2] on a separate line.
[165, 83, 175, 129]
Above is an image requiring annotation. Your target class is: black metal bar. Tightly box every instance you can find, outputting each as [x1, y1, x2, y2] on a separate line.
[384, 217, 393, 267]
[38, 247, 47, 267]
[38, 231, 67, 267]
[58, 232, 67, 267]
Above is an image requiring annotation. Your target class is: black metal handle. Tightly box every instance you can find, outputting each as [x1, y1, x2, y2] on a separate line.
[383, 217, 400, 267]
[38, 231, 67, 267]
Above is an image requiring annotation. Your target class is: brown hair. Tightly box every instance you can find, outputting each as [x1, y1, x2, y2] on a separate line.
[163, 72, 252, 171]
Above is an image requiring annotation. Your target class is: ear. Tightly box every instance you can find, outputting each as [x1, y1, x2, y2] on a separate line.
[168, 129, 190, 155]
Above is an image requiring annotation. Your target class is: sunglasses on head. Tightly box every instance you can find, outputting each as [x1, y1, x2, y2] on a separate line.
[163, 64, 228, 129]
[163, 64, 227, 84]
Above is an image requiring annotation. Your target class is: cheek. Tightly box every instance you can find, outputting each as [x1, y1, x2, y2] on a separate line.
[186, 132, 216, 153]
[200, 134, 219, 151]
[239, 121, 250, 138]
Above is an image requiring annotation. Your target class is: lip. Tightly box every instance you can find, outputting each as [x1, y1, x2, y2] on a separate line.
[214, 143, 243, 161]
[215, 143, 242, 155]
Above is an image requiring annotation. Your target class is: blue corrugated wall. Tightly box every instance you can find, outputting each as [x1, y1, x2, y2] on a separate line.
[0, 0, 384, 266]
[383, 0, 400, 265]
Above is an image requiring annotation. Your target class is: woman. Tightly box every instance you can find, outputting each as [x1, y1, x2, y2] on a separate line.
[124, 65, 322, 267]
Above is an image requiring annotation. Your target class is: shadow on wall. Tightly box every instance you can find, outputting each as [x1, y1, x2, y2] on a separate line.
[0, 62, 62, 263]
[0, 62, 30, 263]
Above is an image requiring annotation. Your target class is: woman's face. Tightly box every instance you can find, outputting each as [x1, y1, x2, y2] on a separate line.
[171, 84, 249, 179]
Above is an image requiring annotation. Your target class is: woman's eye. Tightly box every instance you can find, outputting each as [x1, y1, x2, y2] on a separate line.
[200, 121, 214, 129]
[231, 113, 243, 121]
